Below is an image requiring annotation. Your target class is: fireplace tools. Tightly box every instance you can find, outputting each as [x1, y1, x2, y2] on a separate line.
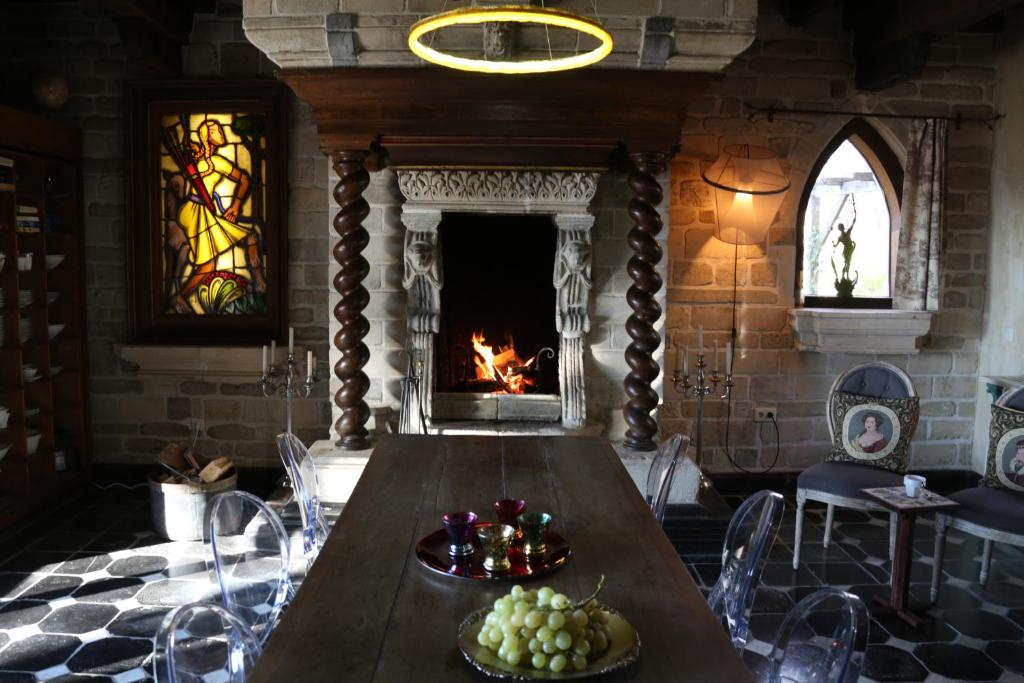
[399, 349, 427, 434]
[672, 343, 733, 491]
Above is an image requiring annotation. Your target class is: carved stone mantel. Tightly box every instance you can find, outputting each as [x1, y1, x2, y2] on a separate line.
[397, 169, 601, 431]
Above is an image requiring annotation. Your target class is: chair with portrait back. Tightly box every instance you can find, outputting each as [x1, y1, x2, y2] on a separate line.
[709, 490, 786, 651]
[153, 602, 262, 683]
[760, 587, 869, 683]
[931, 385, 1024, 601]
[792, 362, 917, 569]
[644, 433, 688, 525]
[276, 431, 330, 568]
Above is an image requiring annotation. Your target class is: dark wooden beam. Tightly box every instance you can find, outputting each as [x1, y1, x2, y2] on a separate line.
[860, 0, 1018, 48]
[279, 68, 716, 169]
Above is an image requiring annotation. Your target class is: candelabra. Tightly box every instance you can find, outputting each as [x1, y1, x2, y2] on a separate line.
[257, 351, 322, 435]
[672, 348, 733, 490]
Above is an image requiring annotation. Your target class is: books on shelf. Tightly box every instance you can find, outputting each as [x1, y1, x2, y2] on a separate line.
[0, 157, 12, 192]
[16, 213, 41, 232]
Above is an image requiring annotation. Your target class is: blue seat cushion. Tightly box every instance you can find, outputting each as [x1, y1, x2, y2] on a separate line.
[947, 487, 1024, 536]
[798, 461, 903, 499]
[839, 367, 910, 399]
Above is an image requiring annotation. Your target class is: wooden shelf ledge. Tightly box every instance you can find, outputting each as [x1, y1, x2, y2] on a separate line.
[118, 344, 262, 378]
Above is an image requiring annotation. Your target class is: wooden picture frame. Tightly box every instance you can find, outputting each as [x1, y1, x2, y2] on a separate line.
[126, 80, 288, 344]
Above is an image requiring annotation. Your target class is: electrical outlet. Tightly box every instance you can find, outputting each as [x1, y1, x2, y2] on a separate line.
[754, 405, 776, 423]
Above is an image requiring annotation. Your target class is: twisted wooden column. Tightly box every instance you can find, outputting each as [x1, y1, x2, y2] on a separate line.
[623, 152, 668, 451]
[331, 150, 372, 450]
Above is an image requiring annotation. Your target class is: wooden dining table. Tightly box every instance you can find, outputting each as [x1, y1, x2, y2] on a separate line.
[249, 435, 751, 682]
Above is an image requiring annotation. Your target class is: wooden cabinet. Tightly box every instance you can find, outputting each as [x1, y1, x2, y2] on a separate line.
[0, 106, 88, 527]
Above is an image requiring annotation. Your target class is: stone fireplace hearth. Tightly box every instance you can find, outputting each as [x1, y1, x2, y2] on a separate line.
[396, 169, 601, 434]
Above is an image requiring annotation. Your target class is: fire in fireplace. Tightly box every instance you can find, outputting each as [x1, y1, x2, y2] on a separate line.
[437, 213, 559, 397]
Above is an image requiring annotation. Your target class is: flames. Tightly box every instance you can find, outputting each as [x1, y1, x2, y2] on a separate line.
[471, 331, 537, 394]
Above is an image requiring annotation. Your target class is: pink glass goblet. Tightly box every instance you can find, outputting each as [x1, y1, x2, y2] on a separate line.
[493, 499, 527, 528]
[442, 511, 478, 558]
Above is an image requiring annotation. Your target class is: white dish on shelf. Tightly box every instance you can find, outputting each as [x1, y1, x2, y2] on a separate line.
[0, 444, 10, 462]
[0, 252, 6, 272]
[46, 292, 59, 305]
[17, 254, 32, 271]
[0, 408, 8, 430]
[18, 290, 33, 306]
[49, 365, 62, 376]
[26, 429, 41, 456]
[24, 408, 40, 418]
[45, 255, 65, 270]
[48, 324, 64, 340]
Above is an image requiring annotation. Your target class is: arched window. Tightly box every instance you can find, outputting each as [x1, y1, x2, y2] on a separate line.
[797, 119, 903, 308]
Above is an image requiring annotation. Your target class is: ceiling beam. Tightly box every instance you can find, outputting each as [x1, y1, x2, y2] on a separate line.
[860, 0, 1019, 48]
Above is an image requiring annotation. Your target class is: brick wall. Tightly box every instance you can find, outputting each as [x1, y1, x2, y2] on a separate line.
[0, 0, 330, 467]
[661, 4, 995, 472]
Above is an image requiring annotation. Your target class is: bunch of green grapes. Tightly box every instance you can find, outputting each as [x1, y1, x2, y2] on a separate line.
[474, 578, 612, 673]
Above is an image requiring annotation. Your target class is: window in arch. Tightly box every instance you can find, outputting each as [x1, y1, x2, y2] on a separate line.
[798, 120, 903, 309]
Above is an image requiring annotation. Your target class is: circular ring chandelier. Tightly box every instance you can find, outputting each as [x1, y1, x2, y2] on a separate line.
[408, 5, 613, 75]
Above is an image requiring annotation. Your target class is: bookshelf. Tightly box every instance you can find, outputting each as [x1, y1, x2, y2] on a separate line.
[0, 106, 88, 528]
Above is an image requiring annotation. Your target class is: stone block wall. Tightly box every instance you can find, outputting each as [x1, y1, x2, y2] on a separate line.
[0, 1, 330, 466]
[661, 4, 995, 471]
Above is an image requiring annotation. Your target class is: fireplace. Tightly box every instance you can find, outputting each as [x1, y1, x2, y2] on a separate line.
[396, 169, 599, 433]
[435, 212, 560, 398]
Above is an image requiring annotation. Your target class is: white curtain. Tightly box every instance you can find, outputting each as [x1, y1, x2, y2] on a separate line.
[893, 118, 947, 311]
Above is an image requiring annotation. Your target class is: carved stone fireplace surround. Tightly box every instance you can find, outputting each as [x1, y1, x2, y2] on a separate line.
[398, 169, 599, 434]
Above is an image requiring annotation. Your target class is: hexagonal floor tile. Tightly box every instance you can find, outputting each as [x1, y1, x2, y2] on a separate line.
[913, 643, 1003, 681]
[909, 581, 981, 610]
[0, 572, 39, 599]
[106, 606, 172, 638]
[945, 608, 1024, 640]
[71, 578, 144, 603]
[862, 644, 928, 682]
[17, 575, 83, 602]
[58, 554, 113, 575]
[135, 578, 216, 607]
[39, 603, 119, 634]
[0, 633, 82, 671]
[875, 613, 957, 644]
[106, 555, 168, 578]
[0, 672, 36, 682]
[968, 580, 1024, 608]
[0, 599, 52, 629]
[987, 641, 1024, 677]
[66, 636, 151, 676]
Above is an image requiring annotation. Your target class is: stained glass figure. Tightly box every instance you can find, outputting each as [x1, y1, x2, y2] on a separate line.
[159, 112, 269, 315]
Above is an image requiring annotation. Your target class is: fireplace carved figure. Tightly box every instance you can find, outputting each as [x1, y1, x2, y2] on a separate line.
[398, 169, 599, 432]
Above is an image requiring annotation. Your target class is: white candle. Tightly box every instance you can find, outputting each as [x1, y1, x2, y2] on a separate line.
[725, 341, 733, 375]
[698, 324, 704, 356]
[270, 339, 276, 364]
[261, 345, 268, 373]
[307, 349, 313, 379]
[683, 344, 689, 374]
[288, 327, 295, 355]
[714, 340, 719, 372]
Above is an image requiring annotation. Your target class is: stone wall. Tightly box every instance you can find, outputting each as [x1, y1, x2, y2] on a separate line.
[0, 1, 331, 466]
[661, 4, 995, 472]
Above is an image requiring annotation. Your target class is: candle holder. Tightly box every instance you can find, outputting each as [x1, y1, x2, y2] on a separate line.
[257, 352, 322, 434]
[672, 350, 733, 490]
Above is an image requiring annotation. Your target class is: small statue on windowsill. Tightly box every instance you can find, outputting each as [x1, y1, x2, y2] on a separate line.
[831, 220, 859, 300]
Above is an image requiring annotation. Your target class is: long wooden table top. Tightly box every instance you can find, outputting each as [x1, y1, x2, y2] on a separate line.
[249, 435, 751, 682]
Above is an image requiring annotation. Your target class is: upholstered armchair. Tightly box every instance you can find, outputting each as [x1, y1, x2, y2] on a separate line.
[793, 362, 919, 570]
[931, 386, 1024, 601]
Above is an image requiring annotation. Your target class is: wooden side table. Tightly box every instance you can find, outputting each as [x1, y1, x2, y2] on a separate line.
[862, 486, 959, 627]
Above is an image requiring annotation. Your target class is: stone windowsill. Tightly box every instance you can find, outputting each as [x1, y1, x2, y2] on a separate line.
[118, 344, 262, 378]
[789, 308, 935, 355]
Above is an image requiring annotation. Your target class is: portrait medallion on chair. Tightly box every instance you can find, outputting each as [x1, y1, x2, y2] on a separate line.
[982, 404, 1024, 492]
[826, 392, 919, 472]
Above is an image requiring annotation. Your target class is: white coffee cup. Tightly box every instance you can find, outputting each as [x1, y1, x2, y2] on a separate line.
[904, 474, 926, 498]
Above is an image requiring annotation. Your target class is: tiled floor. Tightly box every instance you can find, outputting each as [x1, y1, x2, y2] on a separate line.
[664, 494, 1024, 683]
[0, 485, 1021, 681]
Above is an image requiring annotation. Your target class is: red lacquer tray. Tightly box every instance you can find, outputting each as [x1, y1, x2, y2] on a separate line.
[415, 522, 571, 581]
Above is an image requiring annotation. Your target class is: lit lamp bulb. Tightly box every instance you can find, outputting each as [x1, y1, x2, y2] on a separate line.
[703, 145, 790, 246]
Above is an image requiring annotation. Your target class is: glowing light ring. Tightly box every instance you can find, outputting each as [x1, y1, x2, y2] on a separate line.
[408, 6, 613, 75]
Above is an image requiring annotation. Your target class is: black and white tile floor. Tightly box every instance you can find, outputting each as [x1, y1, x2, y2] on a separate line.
[0, 486, 1021, 681]
[665, 495, 1024, 683]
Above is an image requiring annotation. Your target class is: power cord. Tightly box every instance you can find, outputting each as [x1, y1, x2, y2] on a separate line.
[716, 239, 782, 475]
[91, 481, 148, 491]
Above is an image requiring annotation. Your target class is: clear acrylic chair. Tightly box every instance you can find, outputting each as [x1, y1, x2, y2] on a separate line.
[708, 490, 786, 651]
[153, 602, 262, 683]
[761, 588, 869, 683]
[276, 432, 330, 566]
[644, 433, 688, 524]
[206, 490, 292, 645]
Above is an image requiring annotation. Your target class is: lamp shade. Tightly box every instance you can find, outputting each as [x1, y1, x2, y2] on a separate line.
[702, 144, 790, 245]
